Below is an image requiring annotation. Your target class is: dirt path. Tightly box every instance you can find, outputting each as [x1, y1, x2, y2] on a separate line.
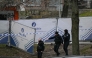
[40, 44, 92, 58]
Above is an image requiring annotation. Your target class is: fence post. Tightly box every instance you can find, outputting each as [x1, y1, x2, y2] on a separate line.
[7, 13, 14, 47]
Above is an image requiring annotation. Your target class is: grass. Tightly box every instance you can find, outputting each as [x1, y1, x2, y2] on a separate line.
[80, 45, 92, 55]
[0, 44, 34, 58]
[79, 10, 92, 17]
[0, 44, 53, 58]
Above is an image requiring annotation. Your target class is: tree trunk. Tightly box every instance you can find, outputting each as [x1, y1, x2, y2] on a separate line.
[71, 0, 80, 55]
[61, 0, 69, 17]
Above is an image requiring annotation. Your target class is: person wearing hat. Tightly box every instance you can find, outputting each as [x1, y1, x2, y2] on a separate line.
[62, 29, 70, 56]
[48, 31, 63, 56]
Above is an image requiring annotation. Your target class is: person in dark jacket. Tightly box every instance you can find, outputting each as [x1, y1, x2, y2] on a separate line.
[49, 31, 63, 56]
[37, 39, 45, 58]
[62, 29, 70, 56]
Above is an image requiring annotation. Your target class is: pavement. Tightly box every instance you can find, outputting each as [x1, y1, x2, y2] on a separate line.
[0, 56, 22, 58]
[41, 41, 92, 45]
[50, 56, 92, 58]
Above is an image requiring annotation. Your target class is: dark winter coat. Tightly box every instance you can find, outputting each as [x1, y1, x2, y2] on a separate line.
[37, 40, 45, 52]
[62, 33, 70, 43]
[49, 34, 63, 44]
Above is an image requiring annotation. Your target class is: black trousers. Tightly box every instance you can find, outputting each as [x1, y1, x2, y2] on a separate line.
[37, 51, 42, 58]
[54, 43, 61, 56]
[63, 42, 69, 55]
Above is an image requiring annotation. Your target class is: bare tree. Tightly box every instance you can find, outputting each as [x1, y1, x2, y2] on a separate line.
[61, 0, 69, 17]
[0, 0, 14, 10]
[71, 0, 80, 55]
[40, 0, 50, 10]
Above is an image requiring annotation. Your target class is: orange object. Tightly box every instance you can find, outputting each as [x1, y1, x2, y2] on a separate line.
[14, 11, 19, 20]
[5, 6, 19, 20]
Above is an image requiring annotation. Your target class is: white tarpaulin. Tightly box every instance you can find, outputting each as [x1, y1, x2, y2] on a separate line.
[79, 17, 92, 41]
[17, 18, 57, 42]
[58, 18, 72, 41]
[11, 21, 35, 53]
[58, 17, 92, 41]
[0, 21, 9, 33]
[17, 17, 92, 42]
[0, 20, 9, 44]
[1, 17, 92, 45]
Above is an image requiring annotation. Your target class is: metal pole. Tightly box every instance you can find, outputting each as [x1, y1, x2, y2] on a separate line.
[7, 13, 11, 46]
[33, 28, 36, 54]
[56, 17, 58, 31]
[8, 13, 13, 47]
[8, 14, 11, 47]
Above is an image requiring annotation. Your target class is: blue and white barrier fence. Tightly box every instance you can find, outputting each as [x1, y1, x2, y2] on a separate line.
[0, 17, 92, 53]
